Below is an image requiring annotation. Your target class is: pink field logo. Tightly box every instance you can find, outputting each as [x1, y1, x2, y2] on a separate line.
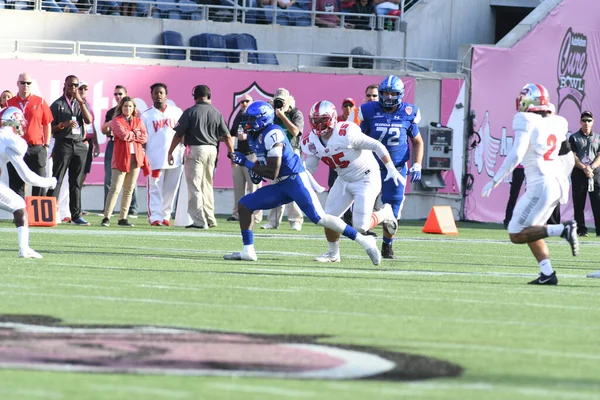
[557, 27, 588, 112]
[0, 315, 462, 380]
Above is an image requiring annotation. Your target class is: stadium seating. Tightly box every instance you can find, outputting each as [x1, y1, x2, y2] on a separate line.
[178, 0, 203, 20]
[152, 0, 182, 19]
[162, 30, 186, 60]
[190, 33, 228, 62]
[224, 33, 258, 64]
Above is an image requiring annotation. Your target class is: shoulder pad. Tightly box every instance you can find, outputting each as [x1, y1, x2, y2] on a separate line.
[512, 112, 539, 132]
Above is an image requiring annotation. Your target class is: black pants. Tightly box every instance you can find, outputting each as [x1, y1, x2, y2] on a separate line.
[7, 145, 48, 198]
[572, 169, 600, 235]
[47, 139, 88, 220]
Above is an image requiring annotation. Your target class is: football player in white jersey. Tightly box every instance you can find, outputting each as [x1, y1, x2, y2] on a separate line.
[302, 100, 402, 262]
[482, 83, 578, 285]
[0, 107, 57, 258]
[141, 83, 183, 226]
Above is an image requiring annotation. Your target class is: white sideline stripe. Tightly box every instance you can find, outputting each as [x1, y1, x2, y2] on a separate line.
[208, 383, 315, 398]
[10, 272, 600, 298]
[403, 381, 600, 399]
[351, 337, 600, 361]
[0, 388, 63, 399]
[90, 385, 190, 398]
[1, 290, 599, 333]
[7, 279, 598, 312]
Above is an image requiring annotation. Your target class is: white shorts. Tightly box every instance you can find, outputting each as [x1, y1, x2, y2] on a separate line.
[508, 178, 560, 234]
[0, 179, 26, 213]
[325, 170, 381, 232]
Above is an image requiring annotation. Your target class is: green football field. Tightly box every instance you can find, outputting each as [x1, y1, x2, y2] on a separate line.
[0, 215, 599, 400]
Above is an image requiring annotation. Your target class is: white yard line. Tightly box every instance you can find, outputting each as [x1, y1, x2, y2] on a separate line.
[90, 384, 190, 398]
[0, 290, 599, 333]
[0, 388, 63, 399]
[208, 383, 316, 398]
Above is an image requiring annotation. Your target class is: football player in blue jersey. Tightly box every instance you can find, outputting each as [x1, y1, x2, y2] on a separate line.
[224, 101, 381, 265]
[359, 75, 424, 259]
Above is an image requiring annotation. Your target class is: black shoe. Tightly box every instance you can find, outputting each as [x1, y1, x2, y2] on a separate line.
[100, 217, 110, 227]
[382, 242, 395, 259]
[560, 220, 580, 256]
[579, 231, 588, 237]
[364, 230, 377, 237]
[528, 271, 558, 285]
[227, 216, 239, 222]
[118, 219, 134, 227]
[186, 224, 205, 229]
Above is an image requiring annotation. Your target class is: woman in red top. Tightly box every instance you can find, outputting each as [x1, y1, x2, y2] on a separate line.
[101, 97, 148, 227]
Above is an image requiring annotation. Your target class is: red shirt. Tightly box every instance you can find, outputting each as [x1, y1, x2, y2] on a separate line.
[6, 94, 53, 146]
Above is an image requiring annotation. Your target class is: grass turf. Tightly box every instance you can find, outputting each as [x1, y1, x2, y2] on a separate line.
[0, 215, 599, 400]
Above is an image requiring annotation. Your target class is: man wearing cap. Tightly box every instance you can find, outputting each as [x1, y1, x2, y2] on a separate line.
[227, 94, 262, 223]
[262, 87, 305, 231]
[569, 110, 600, 237]
[168, 84, 234, 229]
[78, 81, 100, 187]
[5, 72, 53, 197]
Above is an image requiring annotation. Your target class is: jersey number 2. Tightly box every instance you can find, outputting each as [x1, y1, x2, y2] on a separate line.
[322, 153, 350, 169]
[543, 134, 557, 161]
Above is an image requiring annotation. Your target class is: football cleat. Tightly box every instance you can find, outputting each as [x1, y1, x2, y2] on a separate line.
[314, 251, 341, 263]
[19, 248, 43, 259]
[290, 222, 302, 231]
[359, 235, 381, 266]
[261, 223, 277, 230]
[381, 203, 398, 235]
[560, 220, 579, 256]
[528, 271, 558, 285]
[150, 221, 162, 226]
[223, 247, 258, 261]
[382, 242, 396, 259]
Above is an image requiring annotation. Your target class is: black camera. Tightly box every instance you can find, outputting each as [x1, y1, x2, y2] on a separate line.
[273, 98, 284, 109]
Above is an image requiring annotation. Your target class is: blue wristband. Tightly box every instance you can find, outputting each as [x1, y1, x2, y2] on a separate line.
[243, 159, 255, 170]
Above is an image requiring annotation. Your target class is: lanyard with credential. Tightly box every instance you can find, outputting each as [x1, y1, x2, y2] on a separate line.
[17, 98, 29, 113]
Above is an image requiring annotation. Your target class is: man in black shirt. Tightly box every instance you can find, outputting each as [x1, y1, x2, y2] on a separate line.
[101, 85, 138, 217]
[168, 84, 234, 229]
[47, 75, 93, 226]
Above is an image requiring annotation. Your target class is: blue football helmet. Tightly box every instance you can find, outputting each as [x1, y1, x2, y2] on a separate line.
[378, 75, 404, 109]
[243, 101, 274, 137]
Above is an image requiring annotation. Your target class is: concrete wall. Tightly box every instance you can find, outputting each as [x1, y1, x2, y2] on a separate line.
[404, 0, 496, 61]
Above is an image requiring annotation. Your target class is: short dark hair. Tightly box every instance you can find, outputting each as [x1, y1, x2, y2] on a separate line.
[365, 84, 378, 93]
[193, 85, 211, 100]
[151, 82, 168, 95]
[114, 85, 127, 95]
[64, 75, 78, 83]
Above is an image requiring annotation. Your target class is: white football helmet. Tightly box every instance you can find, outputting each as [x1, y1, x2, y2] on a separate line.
[309, 100, 337, 136]
[516, 83, 550, 113]
[0, 106, 27, 136]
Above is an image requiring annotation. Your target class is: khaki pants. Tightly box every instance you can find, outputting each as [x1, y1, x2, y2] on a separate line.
[231, 153, 262, 223]
[104, 158, 140, 220]
[185, 145, 217, 227]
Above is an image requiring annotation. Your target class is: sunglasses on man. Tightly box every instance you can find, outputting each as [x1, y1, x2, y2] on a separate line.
[19, 81, 32, 85]
[582, 119, 593, 123]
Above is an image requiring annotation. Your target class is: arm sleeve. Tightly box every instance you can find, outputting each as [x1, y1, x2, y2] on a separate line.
[492, 129, 530, 184]
[111, 118, 134, 141]
[290, 109, 304, 134]
[559, 139, 571, 156]
[304, 154, 320, 174]
[6, 148, 55, 188]
[135, 118, 148, 144]
[349, 128, 388, 159]
[217, 113, 230, 138]
[174, 112, 189, 137]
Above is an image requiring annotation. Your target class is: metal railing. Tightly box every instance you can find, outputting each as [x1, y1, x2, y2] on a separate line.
[0, 38, 464, 73]
[0, 0, 417, 30]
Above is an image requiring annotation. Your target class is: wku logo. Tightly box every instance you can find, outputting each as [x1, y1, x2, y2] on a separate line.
[152, 118, 176, 132]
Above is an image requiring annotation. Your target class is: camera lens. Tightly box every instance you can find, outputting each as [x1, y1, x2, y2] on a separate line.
[274, 98, 284, 109]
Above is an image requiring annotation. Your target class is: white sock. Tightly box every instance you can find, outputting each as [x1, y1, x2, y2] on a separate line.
[17, 226, 29, 250]
[539, 259, 553, 275]
[328, 241, 340, 254]
[243, 244, 255, 253]
[546, 224, 564, 237]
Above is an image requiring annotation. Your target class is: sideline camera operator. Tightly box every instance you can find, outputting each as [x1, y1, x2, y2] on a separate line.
[261, 87, 306, 231]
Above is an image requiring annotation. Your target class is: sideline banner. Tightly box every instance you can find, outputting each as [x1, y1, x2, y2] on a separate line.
[468, 0, 600, 222]
[0, 59, 414, 188]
